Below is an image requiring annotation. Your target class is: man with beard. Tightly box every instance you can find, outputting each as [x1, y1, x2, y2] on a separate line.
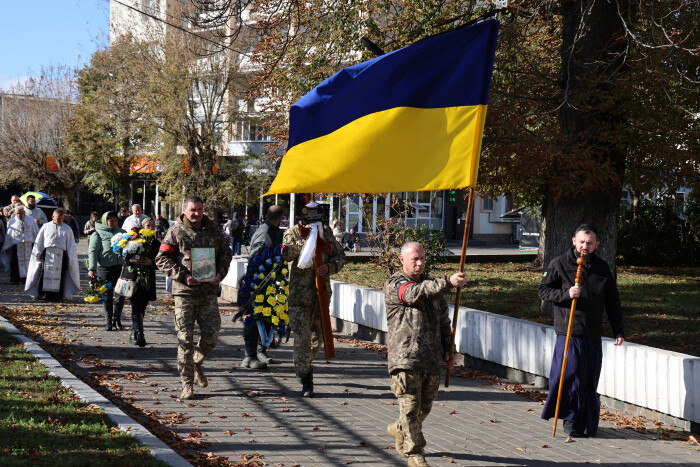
[539, 224, 624, 438]
[24, 195, 48, 227]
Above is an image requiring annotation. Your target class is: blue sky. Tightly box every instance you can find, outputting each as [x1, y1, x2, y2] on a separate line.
[0, 0, 109, 90]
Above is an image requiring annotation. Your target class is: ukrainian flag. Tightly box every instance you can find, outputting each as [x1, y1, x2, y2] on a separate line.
[265, 19, 499, 195]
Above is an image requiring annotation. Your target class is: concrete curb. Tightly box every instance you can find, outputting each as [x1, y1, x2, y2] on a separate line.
[0, 314, 192, 467]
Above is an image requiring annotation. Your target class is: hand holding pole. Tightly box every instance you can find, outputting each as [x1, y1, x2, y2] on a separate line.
[552, 251, 585, 437]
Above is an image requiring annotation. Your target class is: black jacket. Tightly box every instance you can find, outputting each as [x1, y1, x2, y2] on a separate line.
[538, 247, 624, 339]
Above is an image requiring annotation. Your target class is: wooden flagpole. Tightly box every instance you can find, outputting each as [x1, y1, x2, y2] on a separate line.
[444, 186, 474, 387]
[552, 251, 585, 436]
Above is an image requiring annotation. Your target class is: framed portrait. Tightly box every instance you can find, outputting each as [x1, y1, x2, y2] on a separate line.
[191, 247, 216, 282]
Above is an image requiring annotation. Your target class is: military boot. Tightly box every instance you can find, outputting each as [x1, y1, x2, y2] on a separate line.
[387, 423, 408, 458]
[241, 356, 267, 369]
[300, 371, 314, 397]
[257, 344, 273, 365]
[193, 364, 208, 388]
[407, 454, 430, 467]
[180, 384, 194, 400]
[130, 312, 139, 345]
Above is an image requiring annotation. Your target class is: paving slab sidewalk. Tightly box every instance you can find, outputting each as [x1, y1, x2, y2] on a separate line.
[0, 247, 697, 466]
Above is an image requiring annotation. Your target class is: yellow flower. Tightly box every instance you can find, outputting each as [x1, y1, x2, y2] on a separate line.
[258, 273, 265, 280]
[140, 229, 155, 237]
[279, 280, 286, 287]
[266, 285, 275, 295]
[271, 316, 279, 326]
[135, 238, 146, 243]
[281, 268, 288, 275]
[117, 239, 127, 247]
[253, 305, 263, 314]
[284, 286, 289, 294]
[270, 272, 276, 279]
[255, 295, 264, 303]
[84, 295, 99, 303]
[281, 313, 289, 325]
[262, 307, 272, 316]
[97, 285, 107, 294]
[266, 295, 277, 306]
[276, 294, 286, 304]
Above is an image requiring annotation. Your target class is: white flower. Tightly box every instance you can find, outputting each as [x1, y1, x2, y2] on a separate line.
[110, 233, 124, 246]
[123, 241, 145, 255]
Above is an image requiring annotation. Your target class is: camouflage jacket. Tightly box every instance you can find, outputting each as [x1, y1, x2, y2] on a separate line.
[156, 214, 232, 296]
[282, 224, 345, 307]
[384, 271, 453, 376]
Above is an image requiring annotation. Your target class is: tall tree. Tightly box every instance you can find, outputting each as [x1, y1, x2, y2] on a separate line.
[247, 0, 699, 267]
[67, 35, 158, 207]
[0, 65, 82, 208]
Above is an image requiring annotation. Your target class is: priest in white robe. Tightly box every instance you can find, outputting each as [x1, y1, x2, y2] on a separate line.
[1, 207, 39, 285]
[25, 208, 80, 301]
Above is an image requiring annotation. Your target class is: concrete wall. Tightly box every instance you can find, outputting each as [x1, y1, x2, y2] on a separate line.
[221, 260, 699, 428]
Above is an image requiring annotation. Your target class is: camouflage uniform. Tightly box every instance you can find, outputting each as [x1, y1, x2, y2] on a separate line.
[156, 214, 232, 386]
[282, 224, 345, 378]
[384, 271, 454, 457]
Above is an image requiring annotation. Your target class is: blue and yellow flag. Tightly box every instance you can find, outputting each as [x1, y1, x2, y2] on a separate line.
[265, 19, 500, 195]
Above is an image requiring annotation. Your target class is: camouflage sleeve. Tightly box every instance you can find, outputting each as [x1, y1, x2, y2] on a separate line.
[281, 226, 302, 262]
[155, 227, 188, 284]
[324, 226, 346, 275]
[393, 276, 452, 307]
[216, 230, 232, 277]
[438, 296, 452, 355]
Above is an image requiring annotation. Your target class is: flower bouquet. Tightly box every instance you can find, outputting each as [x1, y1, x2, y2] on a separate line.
[111, 227, 157, 290]
[85, 275, 112, 303]
[238, 245, 290, 345]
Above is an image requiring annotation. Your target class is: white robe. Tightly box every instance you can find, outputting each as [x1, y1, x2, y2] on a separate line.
[122, 214, 148, 232]
[25, 206, 48, 226]
[1, 215, 39, 277]
[25, 222, 80, 299]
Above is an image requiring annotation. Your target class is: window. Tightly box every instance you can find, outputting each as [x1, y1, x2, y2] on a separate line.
[233, 120, 271, 142]
[482, 196, 494, 211]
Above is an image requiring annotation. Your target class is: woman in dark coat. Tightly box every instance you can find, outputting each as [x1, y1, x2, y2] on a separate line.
[121, 217, 161, 347]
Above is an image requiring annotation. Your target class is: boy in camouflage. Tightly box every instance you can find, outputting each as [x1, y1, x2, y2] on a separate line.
[384, 242, 464, 467]
[156, 195, 232, 400]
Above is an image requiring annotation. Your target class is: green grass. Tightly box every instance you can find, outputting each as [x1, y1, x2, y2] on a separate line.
[335, 262, 700, 357]
[0, 328, 169, 466]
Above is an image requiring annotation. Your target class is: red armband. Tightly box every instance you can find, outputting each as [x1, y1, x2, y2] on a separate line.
[398, 280, 416, 305]
[159, 243, 176, 255]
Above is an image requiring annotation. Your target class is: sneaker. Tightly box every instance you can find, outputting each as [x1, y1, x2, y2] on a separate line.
[407, 454, 430, 467]
[257, 350, 273, 365]
[180, 384, 194, 400]
[241, 356, 267, 369]
[193, 364, 208, 388]
[387, 423, 408, 458]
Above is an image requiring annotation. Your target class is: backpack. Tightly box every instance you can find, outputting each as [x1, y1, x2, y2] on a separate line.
[228, 219, 244, 238]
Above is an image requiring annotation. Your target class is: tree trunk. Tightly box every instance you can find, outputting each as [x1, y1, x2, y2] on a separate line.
[543, 0, 629, 272]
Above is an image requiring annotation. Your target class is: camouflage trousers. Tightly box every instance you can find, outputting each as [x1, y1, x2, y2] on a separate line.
[390, 370, 440, 456]
[174, 294, 221, 386]
[289, 304, 322, 378]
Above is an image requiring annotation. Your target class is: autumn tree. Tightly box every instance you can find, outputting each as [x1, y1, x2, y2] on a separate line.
[246, 0, 699, 267]
[0, 65, 83, 209]
[67, 35, 159, 207]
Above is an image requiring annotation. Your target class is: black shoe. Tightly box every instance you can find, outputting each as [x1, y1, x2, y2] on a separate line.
[300, 372, 314, 397]
[130, 330, 138, 345]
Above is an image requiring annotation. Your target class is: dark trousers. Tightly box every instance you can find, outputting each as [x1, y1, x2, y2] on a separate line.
[10, 245, 20, 283]
[98, 265, 125, 317]
[244, 321, 272, 357]
[231, 237, 242, 256]
[541, 335, 603, 436]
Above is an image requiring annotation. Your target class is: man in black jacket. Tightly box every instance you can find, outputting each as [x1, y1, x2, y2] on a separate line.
[539, 224, 624, 438]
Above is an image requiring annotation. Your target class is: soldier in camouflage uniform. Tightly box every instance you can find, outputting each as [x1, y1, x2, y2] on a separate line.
[156, 195, 232, 400]
[384, 242, 464, 467]
[281, 204, 345, 397]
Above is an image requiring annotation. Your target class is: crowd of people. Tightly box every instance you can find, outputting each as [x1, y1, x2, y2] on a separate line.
[0, 192, 625, 466]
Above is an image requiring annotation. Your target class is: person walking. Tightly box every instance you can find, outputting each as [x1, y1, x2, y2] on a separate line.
[539, 224, 624, 438]
[281, 202, 345, 397]
[384, 241, 464, 467]
[121, 217, 161, 347]
[88, 211, 126, 331]
[156, 195, 232, 400]
[1, 207, 39, 285]
[25, 208, 80, 302]
[241, 205, 285, 369]
[84, 211, 99, 237]
[227, 212, 244, 256]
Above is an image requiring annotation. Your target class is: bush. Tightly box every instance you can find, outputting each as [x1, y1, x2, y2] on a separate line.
[617, 195, 700, 265]
[367, 220, 447, 275]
